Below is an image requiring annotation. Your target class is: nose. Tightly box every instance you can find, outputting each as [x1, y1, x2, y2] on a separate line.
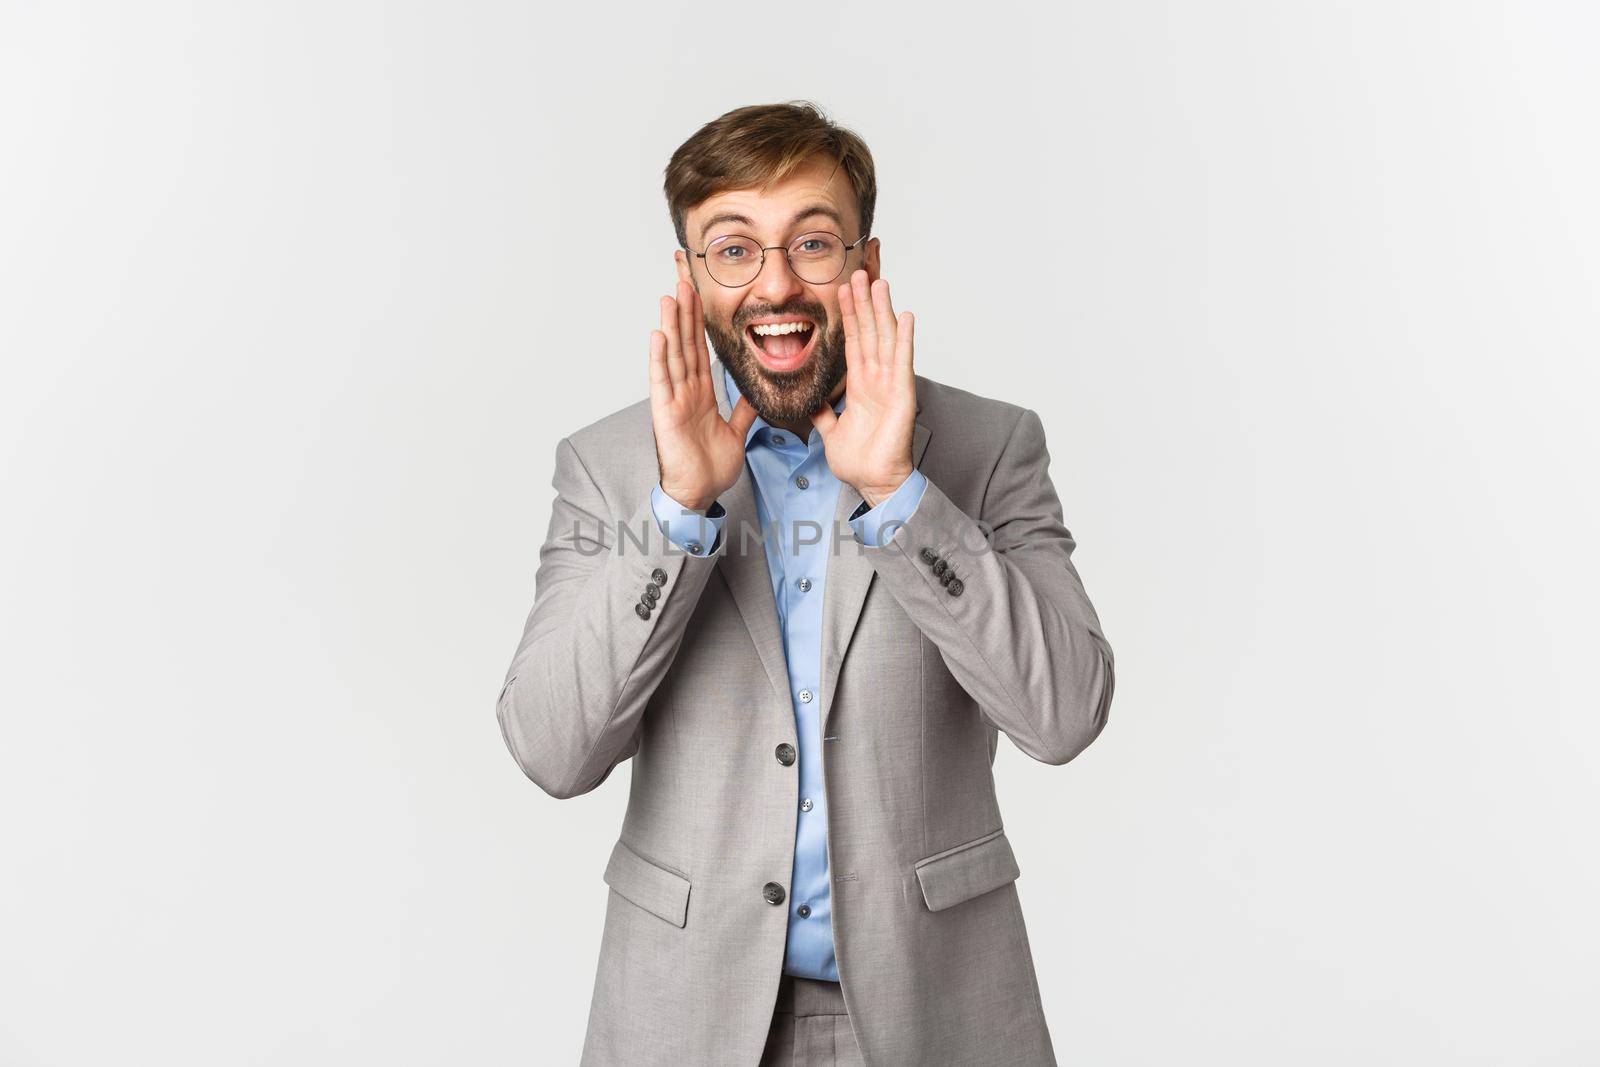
[748, 246, 806, 308]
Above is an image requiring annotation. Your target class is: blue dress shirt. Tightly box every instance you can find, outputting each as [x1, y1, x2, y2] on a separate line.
[649, 366, 927, 981]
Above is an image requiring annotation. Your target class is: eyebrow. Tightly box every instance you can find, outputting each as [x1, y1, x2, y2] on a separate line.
[699, 204, 847, 243]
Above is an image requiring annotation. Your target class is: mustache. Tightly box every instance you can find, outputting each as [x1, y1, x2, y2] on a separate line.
[733, 304, 828, 329]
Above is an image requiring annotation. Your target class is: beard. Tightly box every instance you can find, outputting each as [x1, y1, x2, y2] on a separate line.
[703, 301, 847, 426]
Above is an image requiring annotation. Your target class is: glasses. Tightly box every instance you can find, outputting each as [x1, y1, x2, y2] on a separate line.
[686, 230, 869, 288]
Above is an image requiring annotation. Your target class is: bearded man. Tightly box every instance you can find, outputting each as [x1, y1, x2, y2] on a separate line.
[496, 100, 1115, 1066]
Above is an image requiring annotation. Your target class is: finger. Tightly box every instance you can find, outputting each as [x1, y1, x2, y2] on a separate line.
[895, 310, 914, 371]
[809, 402, 838, 440]
[649, 329, 673, 405]
[837, 280, 862, 376]
[677, 279, 698, 382]
[689, 283, 711, 378]
[872, 278, 898, 363]
[850, 269, 877, 362]
[661, 295, 687, 385]
[728, 395, 758, 439]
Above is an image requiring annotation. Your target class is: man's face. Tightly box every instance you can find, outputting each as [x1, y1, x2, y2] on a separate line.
[676, 156, 880, 427]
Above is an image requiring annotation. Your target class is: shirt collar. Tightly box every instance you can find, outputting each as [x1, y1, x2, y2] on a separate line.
[722, 364, 846, 450]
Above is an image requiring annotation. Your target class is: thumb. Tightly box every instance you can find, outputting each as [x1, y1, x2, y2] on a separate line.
[809, 403, 838, 440]
[727, 395, 759, 439]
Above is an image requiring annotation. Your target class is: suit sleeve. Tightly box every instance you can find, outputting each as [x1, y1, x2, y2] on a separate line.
[849, 409, 1115, 765]
[496, 436, 723, 798]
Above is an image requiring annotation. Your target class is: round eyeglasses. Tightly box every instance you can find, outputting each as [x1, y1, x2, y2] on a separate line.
[686, 230, 869, 288]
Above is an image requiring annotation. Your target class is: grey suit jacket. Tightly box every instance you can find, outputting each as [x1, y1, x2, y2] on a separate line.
[496, 358, 1115, 1066]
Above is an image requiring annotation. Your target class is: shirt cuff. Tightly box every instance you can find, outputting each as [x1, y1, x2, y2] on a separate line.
[848, 469, 928, 548]
[651, 483, 726, 556]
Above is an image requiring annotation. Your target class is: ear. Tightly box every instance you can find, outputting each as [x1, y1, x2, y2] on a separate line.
[675, 248, 695, 289]
[864, 236, 881, 282]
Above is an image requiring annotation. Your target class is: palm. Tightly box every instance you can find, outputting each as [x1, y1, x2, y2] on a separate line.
[812, 271, 917, 506]
[649, 280, 756, 510]
[654, 385, 746, 495]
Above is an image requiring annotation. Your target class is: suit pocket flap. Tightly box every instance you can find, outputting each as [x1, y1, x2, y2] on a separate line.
[603, 839, 691, 928]
[913, 828, 1021, 912]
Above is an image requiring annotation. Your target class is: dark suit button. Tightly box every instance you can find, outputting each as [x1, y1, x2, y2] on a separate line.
[919, 547, 937, 565]
[939, 570, 955, 586]
[651, 567, 668, 586]
[635, 603, 652, 620]
[775, 742, 796, 766]
[932, 558, 947, 576]
[947, 578, 964, 596]
[763, 882, 786, 905]
[643, 586, 660, 604]
[645, 582, 661, 598]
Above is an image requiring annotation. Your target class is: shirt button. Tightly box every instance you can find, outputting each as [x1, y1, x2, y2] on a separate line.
[797, 904, 812, 918]
[797, 577, 812, 593]
[800, 797, 813, 812]
[764, 882, 786, 905]
[685, 540, 703, 555]
[772, 434, 786, 445]
[795, 475, 809, 489]
[798, 688, 813, 703]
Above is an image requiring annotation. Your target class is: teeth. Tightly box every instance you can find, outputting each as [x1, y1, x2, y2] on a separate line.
[750, 321, 813, 336]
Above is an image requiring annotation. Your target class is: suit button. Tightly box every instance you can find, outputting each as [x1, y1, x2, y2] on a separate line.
[645, 581, 661, 598]
[919, 547, 937, 565]
[775, 743, 796, 766]
[651, 567, 668, 586]
[797, 904, 812, 918]
[763, 882, 786, 905]
[642, 586, 660, 605]
[947, 578, 964, 596]
[635, 603, 652, 620]
[932, 558, 947, 576]
[939, 569, 955, 587]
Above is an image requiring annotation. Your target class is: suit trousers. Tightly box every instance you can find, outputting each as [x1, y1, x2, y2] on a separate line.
[759, 974, 866, 1066]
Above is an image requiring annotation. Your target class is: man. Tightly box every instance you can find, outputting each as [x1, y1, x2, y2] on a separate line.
[495, 101, 1115, 1066]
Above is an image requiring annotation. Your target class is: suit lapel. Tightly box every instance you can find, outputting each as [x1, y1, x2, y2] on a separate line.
[710, 363, 794, 715]
[818, 417, 930, 738]
[709, 359, 932, 734]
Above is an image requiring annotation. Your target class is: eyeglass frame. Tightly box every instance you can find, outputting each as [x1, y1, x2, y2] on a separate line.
[683, 229, 871, 288]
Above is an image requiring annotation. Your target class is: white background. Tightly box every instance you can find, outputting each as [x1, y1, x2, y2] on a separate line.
[2, 2, 1596, 1064]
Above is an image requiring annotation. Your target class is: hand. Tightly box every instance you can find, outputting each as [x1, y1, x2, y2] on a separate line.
[810, 269, 916, 508]
[649, 279, 757, 512]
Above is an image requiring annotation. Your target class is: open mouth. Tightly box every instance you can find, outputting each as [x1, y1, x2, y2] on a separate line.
[745, 319, 817, 373]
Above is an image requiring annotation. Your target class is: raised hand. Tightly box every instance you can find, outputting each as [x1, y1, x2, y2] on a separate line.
[649, 279, 757, 512]
[809, 269, 917, 508]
